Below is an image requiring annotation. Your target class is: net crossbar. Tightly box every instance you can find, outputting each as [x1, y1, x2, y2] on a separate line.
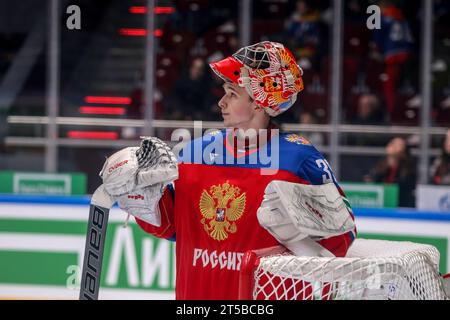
[242, 239, 448, 300]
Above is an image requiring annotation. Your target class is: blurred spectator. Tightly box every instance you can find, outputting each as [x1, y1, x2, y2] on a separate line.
[284, 0, 326, 75]
[430, 129, 450, 185]
[166, 1, 237, 39]
[127, 83, 144, 120]
[124, 68, 163, 118]
[370, 0, 414, 117]
[349, 94, 386, 146]
[351, 94, 385, 125]
[364, 137, 416, 207]
[202, 21, 239, 61]
[441, 95, 450, 110]
[206, 72, 226, 120]
[434, 0, 450, 25]
[343, 0, 372, 95]
[165, 0, 210, 37]
[298, 111, 324, 146]
[126, 70, 164, 120]
[167, 57, 213, 120]
[122, 70, 165, 139]
[345, 0, 368, 23]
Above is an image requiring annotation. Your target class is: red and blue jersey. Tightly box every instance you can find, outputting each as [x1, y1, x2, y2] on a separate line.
[373, 6, 414, 61]
[136, 129, 356, 299]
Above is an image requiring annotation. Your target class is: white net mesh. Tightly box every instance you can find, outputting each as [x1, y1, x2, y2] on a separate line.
[250, 239, 449, 300]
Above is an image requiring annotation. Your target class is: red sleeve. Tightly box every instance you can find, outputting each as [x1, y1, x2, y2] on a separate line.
[135, 185, 175, 239]
[317, 185, 357, 257]
[318, 231, 355, 257]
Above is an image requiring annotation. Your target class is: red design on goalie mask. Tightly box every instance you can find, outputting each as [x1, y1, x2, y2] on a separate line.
[209, 41, 304, 117]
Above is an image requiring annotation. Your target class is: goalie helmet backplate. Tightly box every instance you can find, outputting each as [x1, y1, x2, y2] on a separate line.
[209, 41, 304, 116]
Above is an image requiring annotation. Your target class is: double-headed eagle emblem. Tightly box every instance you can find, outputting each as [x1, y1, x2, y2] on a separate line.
[285, 133, 311, 145]
[199, 181, 246, 241]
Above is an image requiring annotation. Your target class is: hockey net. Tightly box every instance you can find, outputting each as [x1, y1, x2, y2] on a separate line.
[238, 239, 449, 300]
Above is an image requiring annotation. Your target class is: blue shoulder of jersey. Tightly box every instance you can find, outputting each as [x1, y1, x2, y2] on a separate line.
[177, 130, 337, 186]
[278, 132, 337, 185]
[177, 129, 226, 164]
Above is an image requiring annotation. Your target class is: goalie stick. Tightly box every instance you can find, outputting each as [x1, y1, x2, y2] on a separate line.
[79, 137, 177, 299]
[79, 185, 115, 300]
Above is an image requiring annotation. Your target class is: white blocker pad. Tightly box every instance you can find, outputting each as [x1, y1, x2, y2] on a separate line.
[257, 181, 355, 256]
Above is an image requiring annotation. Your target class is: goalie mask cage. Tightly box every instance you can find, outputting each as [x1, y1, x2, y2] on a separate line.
[238, 239, 449, 300]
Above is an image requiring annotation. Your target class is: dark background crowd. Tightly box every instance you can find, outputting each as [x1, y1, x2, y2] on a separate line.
[0, 0, 449, 206]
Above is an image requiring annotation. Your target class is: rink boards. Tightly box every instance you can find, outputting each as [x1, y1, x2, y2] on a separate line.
[0, 195, 449, 300]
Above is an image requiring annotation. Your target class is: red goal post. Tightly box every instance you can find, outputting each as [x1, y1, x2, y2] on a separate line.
[238, 239, 450, 300]
[238, 245, 288, 300]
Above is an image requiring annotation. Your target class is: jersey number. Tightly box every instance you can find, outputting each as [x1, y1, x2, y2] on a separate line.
[390, 22, 413, 42]
[316, 159, 334, 184]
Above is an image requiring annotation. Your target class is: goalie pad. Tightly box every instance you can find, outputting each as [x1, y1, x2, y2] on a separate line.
[257, 181, 355, 256]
